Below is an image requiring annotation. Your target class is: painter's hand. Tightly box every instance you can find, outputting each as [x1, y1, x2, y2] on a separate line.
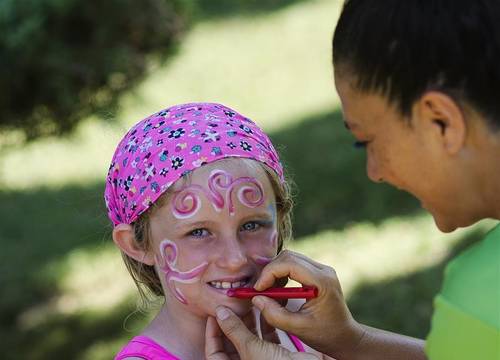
[205, 308, 319, 360]
[251, 250, 364, 356]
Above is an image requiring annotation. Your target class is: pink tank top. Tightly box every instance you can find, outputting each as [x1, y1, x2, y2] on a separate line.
[115, 333, 305, 359]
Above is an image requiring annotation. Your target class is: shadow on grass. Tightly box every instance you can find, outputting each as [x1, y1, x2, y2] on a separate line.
[346, 226, 490, 339]
[269, 108, 420, 238]
[193, 0, 309, 20]
[0, 183, 109, 323]
[0, 183, 144, 360]
[4, 296, 144, 360]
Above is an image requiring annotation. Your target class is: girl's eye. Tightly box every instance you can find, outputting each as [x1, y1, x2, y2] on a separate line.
[241, 221, 260, 232]
[190, 228, 209, 237]
[353, 140, 369, 149]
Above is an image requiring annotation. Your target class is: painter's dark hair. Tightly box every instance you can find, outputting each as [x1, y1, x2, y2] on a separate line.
[332, 0, 500, 129]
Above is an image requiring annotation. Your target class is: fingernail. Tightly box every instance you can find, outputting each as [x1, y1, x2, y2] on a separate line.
[216, 306, 230, 320]
[252, 296, 265, 310]
[254, 281, 262, 290]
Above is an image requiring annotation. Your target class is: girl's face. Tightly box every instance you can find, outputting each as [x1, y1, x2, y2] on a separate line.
[148, 160, 279, 317]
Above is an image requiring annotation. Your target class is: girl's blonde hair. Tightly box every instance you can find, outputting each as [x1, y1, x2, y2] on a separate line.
[119, 159, 294, 303]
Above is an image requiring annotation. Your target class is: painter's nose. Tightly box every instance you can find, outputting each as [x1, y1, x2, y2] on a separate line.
[366, 154, 383, 183]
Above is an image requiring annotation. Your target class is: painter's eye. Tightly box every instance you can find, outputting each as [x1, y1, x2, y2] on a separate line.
[241, 221, 260, 232]
[190, 228, 209, 237]
[353, 141, 368, 149]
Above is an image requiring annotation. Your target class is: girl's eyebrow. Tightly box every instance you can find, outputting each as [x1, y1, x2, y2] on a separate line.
[174, 220, 214, 231]
[240, 212, 274, 223]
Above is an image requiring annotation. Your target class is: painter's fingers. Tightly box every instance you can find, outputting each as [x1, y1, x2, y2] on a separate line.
[250, 250, 361, 355]
[253, 296, 311, 336]
[259, 310, 282, 345]
[205, 316, 231, 360]
[214, 307, 262, 355]
[216, 306, 299, 360]
[255, 250, 333, 291]
[275, 275, 289, 289]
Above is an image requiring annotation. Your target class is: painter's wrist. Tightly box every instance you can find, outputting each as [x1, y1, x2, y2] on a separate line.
[328, 320, 366, 360]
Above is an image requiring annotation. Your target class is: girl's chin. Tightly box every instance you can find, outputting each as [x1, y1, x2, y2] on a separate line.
[207, 301, 254, 318]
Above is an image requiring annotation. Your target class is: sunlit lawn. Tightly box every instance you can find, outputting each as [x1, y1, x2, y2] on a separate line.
[0, 1, 496, 359]
[0, 0, 338, 190]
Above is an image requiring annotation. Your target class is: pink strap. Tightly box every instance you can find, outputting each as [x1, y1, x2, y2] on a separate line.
[287, 333, 306, 352]
[116, 333, 305, 359]
[114, 336, 180, 360]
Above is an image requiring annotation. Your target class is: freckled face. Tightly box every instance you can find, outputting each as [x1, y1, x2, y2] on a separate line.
[148, 160, 278, 317]
[335, 74, 464, 232]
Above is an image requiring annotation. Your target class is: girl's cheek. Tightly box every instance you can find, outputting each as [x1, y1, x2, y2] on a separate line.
[157, 239, 209, 304]
[177, 246, 211, 270]
[248, 230, 278, 265]
[257, 229, 278, 251]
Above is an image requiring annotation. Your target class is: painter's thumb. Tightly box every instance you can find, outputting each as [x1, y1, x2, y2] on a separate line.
[252, 296, 306, 335]
[215, 306, 260, 355]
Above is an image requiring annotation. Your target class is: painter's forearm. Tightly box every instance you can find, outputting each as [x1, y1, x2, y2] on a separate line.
[332, 325, 427, 360]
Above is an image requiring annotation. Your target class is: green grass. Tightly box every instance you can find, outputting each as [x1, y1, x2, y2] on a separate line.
[0, 0, 339, 190]
[1, 0, 496, 359]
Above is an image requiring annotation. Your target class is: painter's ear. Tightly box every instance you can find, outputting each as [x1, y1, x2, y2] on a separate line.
[415, 91, 466, 154]
[112, 223, 155, 266]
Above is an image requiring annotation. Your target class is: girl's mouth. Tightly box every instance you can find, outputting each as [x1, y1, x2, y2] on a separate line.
[208, 277, 251, 290]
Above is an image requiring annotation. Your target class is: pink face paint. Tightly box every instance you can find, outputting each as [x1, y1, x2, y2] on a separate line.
[251, 231, 278, 265]
[271, 230, 278, 249]
[170, 169, 265, 218]
[253, 255, 273, 265]
[171, 185, 204, 219]
[208, 170, 264, 215]
[157, 239, 208, 304]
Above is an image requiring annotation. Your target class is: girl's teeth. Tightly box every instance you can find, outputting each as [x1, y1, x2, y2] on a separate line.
[210, 280, 246, 289]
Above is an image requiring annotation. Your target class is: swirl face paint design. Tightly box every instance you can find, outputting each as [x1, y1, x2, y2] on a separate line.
[171, 169, 265, 219]
[208, 170, 265, 215]
[171, 185, 205, 219]
[157, 239, 208, 304]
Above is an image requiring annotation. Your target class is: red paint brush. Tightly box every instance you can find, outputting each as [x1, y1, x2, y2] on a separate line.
[227, 286, 318, 300]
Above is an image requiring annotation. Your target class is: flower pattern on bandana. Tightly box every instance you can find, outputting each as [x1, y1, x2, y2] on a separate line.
[104, 103, 284, 226]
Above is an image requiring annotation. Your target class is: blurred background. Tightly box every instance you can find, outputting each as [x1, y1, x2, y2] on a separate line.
[0, 0, 495, 358]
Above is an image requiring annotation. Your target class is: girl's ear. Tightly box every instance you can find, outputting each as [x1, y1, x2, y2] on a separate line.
[112, 223, 155, 266]
[415, 91, 466, 154]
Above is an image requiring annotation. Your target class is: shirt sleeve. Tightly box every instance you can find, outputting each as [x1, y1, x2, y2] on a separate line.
[426, 224, 500, 359]
[426, 295, 499, 359]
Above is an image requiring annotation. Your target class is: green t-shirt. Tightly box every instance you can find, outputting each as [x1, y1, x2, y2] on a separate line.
[426, 224, 500, 359]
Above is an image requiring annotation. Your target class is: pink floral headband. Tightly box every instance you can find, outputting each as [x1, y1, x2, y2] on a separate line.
[104, 102, 284, 226]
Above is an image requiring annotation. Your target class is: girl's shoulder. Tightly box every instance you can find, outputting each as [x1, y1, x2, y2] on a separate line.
[114, 335, 180, 360]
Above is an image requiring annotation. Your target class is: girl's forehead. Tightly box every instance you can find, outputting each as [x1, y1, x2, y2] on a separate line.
[149, 159, 276, 234]
[171, 159, 271, 190]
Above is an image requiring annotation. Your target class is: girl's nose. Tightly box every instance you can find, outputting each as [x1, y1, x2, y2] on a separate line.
[216, 237, 248, 270]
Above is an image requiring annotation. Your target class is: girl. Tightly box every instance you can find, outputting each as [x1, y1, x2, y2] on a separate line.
[105, 103, 329, 359]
